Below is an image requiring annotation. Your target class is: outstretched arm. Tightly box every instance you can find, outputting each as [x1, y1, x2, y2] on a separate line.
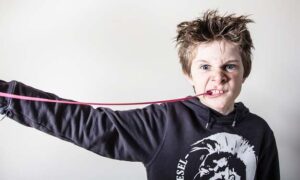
[0, 80, 168, 164]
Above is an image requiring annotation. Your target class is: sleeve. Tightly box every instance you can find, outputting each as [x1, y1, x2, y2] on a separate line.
[256, 130, 280, 180]
[0, 80, 168, 164]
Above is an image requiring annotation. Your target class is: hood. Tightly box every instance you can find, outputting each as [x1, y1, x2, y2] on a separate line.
[182, 97, 250, 129]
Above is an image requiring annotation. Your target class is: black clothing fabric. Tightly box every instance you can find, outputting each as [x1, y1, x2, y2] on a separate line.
[0, 80, 280, 180]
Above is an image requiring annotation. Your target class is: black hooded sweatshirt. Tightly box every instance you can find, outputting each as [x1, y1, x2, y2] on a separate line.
[0, 80, 280, 180]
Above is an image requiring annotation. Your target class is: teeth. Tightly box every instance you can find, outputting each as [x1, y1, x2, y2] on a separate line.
[211, 90, 223, 95]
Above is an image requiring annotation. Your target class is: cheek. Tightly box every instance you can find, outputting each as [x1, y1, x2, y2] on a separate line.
[230, 72, 244, 83]
[190, 71, 205, 85]
[229, 75, 244, 93]
[193, 77, 210, 92]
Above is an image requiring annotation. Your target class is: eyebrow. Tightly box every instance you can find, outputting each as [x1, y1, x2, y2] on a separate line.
[195, 59, 240, 64]
[225, 60, 240, 63]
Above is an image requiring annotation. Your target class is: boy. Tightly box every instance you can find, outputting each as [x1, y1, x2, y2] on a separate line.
[0, 10, 279, 180]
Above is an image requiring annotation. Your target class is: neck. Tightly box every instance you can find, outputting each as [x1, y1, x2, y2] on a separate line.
[211, 106, 234, 115]
[198, 98, 234, 115]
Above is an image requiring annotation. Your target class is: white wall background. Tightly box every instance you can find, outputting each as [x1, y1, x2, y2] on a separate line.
[0, 0, 299, 179]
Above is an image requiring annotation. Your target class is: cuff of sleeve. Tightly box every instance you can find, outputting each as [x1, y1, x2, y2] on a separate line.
[0, 80, 16, 115]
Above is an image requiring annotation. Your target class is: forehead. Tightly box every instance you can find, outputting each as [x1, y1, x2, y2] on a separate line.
[192, 40, 241, 62]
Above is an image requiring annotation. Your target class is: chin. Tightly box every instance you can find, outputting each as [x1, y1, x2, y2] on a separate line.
[206, 100, 232, 112]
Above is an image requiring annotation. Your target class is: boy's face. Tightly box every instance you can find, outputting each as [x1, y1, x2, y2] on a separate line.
[186, 40, 245, 115]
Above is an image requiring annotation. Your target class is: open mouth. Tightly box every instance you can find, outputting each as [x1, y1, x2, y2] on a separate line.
[206, 89, 225, 96]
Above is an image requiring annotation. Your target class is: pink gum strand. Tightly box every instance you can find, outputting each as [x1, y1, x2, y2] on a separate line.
[0, 90, 212, 106]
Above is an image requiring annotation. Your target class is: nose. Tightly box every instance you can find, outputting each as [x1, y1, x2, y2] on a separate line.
[211, 69, 228, 84]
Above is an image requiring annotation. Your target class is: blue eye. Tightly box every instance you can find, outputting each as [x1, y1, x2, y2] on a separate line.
[225, 64, 237, 71]
[200, 64, 210, 70]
